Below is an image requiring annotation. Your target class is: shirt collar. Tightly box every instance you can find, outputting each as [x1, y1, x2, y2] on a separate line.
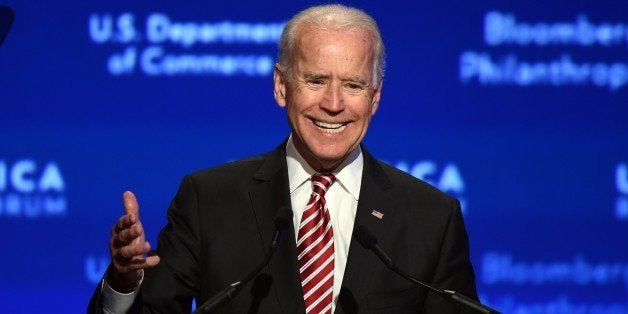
[286, 135, 363, 200]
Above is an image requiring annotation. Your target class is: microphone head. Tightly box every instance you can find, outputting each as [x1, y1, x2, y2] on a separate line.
[354, 225, 377, 250]
[273, 206, 293, 231]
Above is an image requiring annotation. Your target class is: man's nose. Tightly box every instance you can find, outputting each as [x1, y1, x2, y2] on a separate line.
[321, 84, 345, 113]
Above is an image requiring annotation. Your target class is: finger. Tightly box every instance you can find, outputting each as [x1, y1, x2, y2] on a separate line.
[114, 241, 158, 268]
[113, 257, 160, 274]
[113, 223, 143, 246]
[123, 191, 140, 217]
[120, 240, 152, 259]
[129, 243, 160, 267]
[132, 255, 160, 268]
[118, 255, 161, 272]
[112, 213, 138, 235]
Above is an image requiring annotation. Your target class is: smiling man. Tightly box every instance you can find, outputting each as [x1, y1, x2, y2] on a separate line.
[274, 21, 381, 173]
[89, 4, 478, 314]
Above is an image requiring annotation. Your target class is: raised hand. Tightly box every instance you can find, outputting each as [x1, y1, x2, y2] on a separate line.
[107, 191, 160, 293]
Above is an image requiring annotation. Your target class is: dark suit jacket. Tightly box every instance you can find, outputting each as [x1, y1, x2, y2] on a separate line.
[88, 143, 478, 313]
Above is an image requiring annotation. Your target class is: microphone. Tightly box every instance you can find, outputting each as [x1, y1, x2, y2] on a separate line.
[0, 5, 14, 47]
[353, 225, 501, 314]
[194, 207, 293, 314]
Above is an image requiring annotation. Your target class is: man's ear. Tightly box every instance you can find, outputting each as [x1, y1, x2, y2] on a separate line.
[370, 80, 383, 116]
[273, 65, 287, 108]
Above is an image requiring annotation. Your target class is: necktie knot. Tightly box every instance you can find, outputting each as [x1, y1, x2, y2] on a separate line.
[312, 173, 336, 198]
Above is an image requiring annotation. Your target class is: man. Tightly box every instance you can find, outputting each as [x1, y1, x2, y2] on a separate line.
[89, 4, 478, 313]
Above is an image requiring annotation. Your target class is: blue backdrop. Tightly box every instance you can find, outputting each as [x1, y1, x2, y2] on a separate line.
[1, 1, 627, 313]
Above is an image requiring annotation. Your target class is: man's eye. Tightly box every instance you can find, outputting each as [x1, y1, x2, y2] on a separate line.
[307, 79, 324, 86]
[346, 83, 365, 91]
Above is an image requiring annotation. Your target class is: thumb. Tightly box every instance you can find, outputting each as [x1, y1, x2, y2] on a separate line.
[123, 191, 140, 217]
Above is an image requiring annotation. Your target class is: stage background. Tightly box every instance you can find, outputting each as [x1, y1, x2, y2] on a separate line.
[1, 1, 627, 313]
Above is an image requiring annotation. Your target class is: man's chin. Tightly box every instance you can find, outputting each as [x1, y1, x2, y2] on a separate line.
[294, 137, 353, 170]
[311, 151, 352, 171]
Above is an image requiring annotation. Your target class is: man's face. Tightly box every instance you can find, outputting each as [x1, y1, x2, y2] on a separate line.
[273, 27, 382, 172]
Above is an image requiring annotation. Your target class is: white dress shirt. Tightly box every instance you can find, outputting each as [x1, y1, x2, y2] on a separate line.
[286, 135, 363, 311]
[101, 276, 141, 314]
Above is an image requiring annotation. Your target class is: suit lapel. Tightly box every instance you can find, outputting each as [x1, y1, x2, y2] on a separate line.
[247, 144, 395, 313]
[248, 143, 306, 313]
[337, 147, 395, 313]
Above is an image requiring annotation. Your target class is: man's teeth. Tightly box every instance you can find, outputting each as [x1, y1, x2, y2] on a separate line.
[315, 121, 344, 129]
[314, 120, 346, 133]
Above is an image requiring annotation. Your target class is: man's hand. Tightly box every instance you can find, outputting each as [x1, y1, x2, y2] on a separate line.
[107, 191, 160, 293]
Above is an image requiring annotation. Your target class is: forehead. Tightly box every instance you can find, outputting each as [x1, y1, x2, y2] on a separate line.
[296, 24, 373, 46]
[293, 26, 374, 76]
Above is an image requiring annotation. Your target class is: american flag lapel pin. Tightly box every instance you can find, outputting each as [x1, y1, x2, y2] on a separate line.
[371, 209, 384, 219]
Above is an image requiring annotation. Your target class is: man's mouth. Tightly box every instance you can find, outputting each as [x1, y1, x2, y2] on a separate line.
[313, 120, 347, 133]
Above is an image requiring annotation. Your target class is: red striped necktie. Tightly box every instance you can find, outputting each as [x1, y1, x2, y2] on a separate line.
[297, 173, 336, 314]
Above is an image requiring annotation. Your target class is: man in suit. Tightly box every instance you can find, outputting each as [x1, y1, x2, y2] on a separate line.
[89, 4, 478, 313]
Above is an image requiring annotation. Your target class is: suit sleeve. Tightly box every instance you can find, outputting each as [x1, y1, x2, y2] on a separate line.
[422, 198, 479, 314]
[86, 175, 202, 314]
[133, 175, 203, 313]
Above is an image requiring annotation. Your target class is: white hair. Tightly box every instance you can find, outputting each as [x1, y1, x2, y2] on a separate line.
[277, 4, 385, 86]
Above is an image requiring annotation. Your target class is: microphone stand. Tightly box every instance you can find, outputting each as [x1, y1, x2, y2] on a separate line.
[194, 208, 292, 313]
[354, 225, 501, 314]
[194, 231, 284, 313]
